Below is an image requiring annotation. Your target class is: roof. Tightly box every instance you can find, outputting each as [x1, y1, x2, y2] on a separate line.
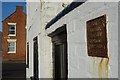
[2, 11, 16, 22]
[2, 11, 26, 22]
[2, 6, 26, 22]
[45, 1, 86, 29]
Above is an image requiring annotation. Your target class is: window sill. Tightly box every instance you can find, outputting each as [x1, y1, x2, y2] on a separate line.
[8, 52, 16, 54]
[8, 35, 16, 37]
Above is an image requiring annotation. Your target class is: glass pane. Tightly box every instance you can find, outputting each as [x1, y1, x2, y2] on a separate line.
[10, 27, 15, 29]
[9, 31, 15, 34]
[8, 25, 15, 28]
[8, 42, 15, 52]
[9, 29, 15, 31]
[8, 25, 15, 35]
[8, 47, 15, 52]
[8, 42, 15, 46]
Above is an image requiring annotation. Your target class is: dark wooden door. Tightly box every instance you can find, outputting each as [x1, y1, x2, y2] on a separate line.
[54, 43, 67, 80]
[48, 25, 68, 80]
[33, 37, 38, 80]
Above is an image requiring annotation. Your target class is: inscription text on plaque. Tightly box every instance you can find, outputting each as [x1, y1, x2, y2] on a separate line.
[86, 15, 108, 58]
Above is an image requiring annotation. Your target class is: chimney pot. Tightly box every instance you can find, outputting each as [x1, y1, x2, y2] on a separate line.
[16, 6, 23, 11]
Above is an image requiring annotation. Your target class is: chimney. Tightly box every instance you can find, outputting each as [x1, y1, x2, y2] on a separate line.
[16, 6, 23, 12]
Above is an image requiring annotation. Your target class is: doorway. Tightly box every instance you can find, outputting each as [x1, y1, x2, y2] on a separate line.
[49, 24, 68, 80]
[33, 37, 38, 80]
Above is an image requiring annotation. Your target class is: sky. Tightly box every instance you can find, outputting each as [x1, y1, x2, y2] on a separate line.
[0, 1, 2, 32]
[0, 0, 26, 31]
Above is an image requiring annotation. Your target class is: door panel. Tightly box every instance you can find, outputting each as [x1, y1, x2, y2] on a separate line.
[55, 45, 61, 79]
[54, 42, 67, 80]
[33, 37, 38, 80]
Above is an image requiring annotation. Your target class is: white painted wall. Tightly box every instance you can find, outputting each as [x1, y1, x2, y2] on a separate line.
[26, 1, 41, 78]
[26, 0, 119, 78]
[118, 2, 120, 79]
[26, 1, 70, 78]
[46, 1, 119, 78]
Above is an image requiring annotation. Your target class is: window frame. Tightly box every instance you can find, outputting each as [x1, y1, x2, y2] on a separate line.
[8, 23, 16, 36]
[7, 39, 16, 53]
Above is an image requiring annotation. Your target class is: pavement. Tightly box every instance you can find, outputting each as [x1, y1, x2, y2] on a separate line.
[2, 62, 26, 80]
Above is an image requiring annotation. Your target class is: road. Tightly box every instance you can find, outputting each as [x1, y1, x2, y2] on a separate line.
[2, 62, 26, 80]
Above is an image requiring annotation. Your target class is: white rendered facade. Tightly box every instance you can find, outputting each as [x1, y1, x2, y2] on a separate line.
[26, 0, 119, 79]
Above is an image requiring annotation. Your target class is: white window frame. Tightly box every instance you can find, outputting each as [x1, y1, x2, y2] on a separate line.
[8, 23, 16, 36]
[7, 39, 16, 53]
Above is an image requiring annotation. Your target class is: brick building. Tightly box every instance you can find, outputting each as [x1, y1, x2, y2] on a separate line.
[0, 31, 2, 53]
[0, 31, 2, 79]
[2, 6, 26, 63]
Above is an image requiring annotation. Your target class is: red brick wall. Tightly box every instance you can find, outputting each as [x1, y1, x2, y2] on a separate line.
[2, 6, 26, 62]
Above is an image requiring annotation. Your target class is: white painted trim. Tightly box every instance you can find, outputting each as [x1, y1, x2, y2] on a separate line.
[7, 39, 17, 42]
[8, 34, 16, 36]
[8, 51, 16, 54]
[8, 23, 16, 25]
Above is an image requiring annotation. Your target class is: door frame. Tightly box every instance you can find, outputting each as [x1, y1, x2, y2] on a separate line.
[48, 24, 68, 79]
[33, 36, 39, 80]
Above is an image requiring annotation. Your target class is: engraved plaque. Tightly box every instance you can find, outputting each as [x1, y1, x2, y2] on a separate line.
[86, 15, 108, 58]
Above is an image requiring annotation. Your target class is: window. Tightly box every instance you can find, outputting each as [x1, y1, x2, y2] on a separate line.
[86, 15, 108, 58]
[7, 39, 16, 53]
[8, 23, 16, 36]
